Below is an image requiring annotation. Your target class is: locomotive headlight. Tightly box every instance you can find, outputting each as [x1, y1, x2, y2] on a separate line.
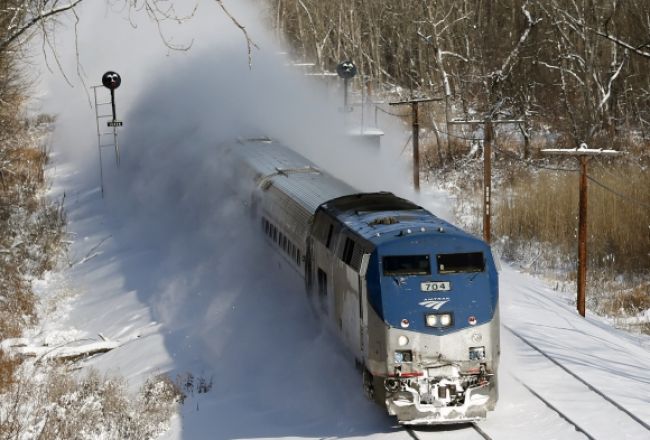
[397, 335, 409, 346]
[425, 313, 453, 328]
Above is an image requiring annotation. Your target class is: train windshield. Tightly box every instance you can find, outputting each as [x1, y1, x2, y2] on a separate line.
[437, 252, 485, 273]
[383, 255, 431, 276]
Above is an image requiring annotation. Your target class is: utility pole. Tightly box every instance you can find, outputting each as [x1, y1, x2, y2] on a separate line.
[389, 97, 443, 192]
[448, 118, 523, 243]
[542, 146, 622, 317]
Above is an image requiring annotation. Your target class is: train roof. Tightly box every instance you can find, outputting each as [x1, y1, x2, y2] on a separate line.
[320, 192, 478, 245]
[228, 138, 481, 246]
[227, 138, 356, 213]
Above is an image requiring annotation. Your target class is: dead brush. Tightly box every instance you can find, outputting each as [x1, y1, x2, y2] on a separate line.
[599, 282, 650, 317]
[0, 349, 20, 394]
[5, 368, 186, 440]
[0, 265, 36, 339]
[493, 164, 650, 275]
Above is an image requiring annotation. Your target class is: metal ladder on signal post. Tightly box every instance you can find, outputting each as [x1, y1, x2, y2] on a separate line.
[92, 85, 121, 197]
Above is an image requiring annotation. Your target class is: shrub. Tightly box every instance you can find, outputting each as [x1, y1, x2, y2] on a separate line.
[1, 368, 184, 440]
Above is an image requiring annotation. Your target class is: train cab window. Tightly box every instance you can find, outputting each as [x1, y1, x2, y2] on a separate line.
[437, 252, 485, 273]
[383, 255, 431, 276]
[342, 238, 355, 265]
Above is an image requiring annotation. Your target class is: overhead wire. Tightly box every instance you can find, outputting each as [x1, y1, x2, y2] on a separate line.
[585, 175, 650, 210]
[375, 103, 646, 206]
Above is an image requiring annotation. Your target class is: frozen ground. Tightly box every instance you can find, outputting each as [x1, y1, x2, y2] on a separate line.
[28, 1, 650, 439]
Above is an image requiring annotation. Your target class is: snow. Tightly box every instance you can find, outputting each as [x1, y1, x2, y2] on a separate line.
[21, 0, 650, 439]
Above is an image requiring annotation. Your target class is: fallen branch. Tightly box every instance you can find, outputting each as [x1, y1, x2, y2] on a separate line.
[3, 338, 120, 362]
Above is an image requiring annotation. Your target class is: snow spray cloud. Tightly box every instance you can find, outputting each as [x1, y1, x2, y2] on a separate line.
[37, 0, 445, 347]
[35, 3, 451, 434]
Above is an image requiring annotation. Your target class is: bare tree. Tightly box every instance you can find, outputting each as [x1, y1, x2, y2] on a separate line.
[1, 1, 255, 61]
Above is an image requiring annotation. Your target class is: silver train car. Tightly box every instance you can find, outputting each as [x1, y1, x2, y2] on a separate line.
[223, 138, 500, 424]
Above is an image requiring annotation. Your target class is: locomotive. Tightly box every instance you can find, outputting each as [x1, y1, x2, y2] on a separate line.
[223, 138, 500, 424]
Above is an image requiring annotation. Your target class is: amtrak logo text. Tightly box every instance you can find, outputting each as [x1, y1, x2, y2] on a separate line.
[419, 298, 450, 310]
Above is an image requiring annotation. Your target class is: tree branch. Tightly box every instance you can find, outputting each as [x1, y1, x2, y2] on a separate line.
[0, 0, 85, 53]
[591, 29, 650, 59]
[214, 0, 258, 68]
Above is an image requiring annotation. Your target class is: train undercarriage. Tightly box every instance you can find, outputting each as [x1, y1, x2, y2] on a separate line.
[366, 363, 497, 425]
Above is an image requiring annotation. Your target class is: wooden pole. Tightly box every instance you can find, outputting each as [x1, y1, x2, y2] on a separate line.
[577, 156, 588, 317]
[412, 102, 420, 192]
[448, 118, 523, 243]
[483, 122, 493, 243]
[389, 97, 443, 193]
[542, 147, 622, 317]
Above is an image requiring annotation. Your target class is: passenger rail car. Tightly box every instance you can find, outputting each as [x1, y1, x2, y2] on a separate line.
[223, 138, 500, 425]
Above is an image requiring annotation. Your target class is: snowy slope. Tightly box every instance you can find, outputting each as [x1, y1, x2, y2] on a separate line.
[35, 2, 650, 439]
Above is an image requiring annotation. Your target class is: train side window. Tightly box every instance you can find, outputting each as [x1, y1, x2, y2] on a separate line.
[272, 226, 277, 242]
[342, 237, 355, 265]
[325, 224, 334, 249]
[317, 268, 328, 313]
[296, 249, 301, 265]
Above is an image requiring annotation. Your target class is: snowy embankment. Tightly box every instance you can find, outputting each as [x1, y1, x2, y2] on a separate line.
[30, 2, 650, 439]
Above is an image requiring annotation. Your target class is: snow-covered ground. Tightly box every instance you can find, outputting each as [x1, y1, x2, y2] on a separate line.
[30, 1, 650, 439]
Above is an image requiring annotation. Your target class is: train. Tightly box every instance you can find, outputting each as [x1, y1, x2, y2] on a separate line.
[222, 137, 500, 425]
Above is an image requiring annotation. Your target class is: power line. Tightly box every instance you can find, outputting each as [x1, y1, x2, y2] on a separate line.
[586, 175, 650, 210]
[375, 105, 409, 117]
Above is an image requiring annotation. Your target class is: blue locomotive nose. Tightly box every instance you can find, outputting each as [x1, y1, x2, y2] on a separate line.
[368, 235, 498, 335]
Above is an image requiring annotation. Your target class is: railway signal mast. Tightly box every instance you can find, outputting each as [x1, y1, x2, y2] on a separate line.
[93, 71, 124, 197]
[336, 60, 357, 113]
[542, 145, 622, 317]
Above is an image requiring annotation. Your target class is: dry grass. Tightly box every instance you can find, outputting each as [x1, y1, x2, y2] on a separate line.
[493, 164, 650, 275]
[0, 350, 19, 394]
[600, 282, 650, 317]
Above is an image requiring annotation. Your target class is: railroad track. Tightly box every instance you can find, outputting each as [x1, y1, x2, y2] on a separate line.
[504, 324, 650, 439]
[405, 423, 493, 440]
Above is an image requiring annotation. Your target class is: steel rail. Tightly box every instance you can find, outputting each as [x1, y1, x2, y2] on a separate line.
[404, 423, 493, 440]
[504, 324, 650, 431]
[512, 375, 596, 440]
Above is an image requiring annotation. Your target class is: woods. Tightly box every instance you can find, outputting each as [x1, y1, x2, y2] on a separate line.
[270, 0, 650, 154]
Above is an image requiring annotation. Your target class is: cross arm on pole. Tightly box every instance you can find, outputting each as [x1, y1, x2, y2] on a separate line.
[389, 97, 443, 106]
[387, 96, 443, 193]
